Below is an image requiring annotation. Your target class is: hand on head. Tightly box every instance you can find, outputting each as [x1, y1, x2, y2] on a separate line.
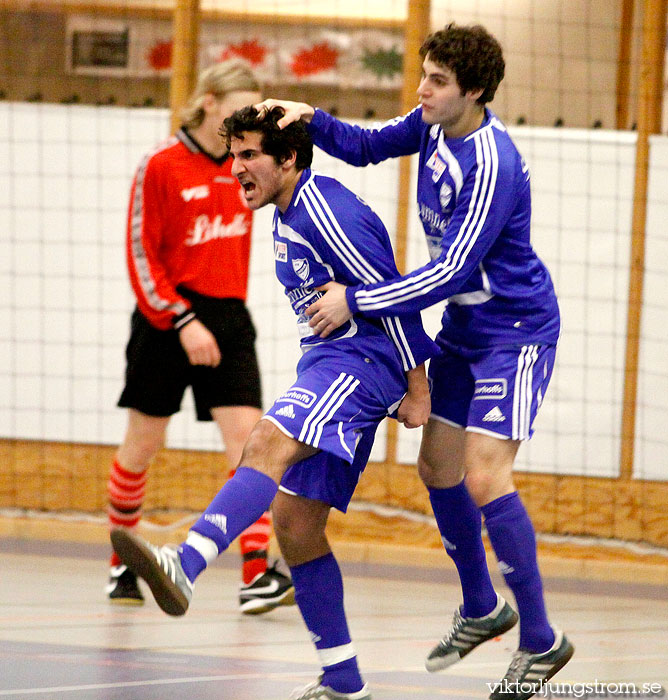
[254, 99, 315, 129]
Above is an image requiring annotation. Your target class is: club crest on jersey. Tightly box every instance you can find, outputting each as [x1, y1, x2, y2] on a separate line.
[293, 257, 310, 281]
[275, 241, 287, 262]
[439, 181, 453, 209]
[426, 150, 446, 182]
[474, 378, 507, 400]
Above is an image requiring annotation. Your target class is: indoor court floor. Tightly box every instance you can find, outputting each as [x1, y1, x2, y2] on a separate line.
[1, 538, 668, 699]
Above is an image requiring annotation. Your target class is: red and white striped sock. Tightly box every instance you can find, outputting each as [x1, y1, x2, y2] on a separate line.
[239, 512, 272, 584]
[108, 459, 147, 567]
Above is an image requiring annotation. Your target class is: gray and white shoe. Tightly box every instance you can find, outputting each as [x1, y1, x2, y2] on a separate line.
[426, 594, 519, 672]
[489, 630, 574, 700]
[290, 678, 371, 699]
[110, 528, 193, 616]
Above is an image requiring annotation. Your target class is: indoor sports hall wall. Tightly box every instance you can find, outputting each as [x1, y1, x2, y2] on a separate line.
[0, 0, 632, 128]
[1, 100, 668, 546]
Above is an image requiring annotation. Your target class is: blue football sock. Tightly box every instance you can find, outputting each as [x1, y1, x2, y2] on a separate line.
[429, 481, 497, 618]
[482, 492, 555, 652]
[178, 467, 278, 583]
[290, 553, 365, 694]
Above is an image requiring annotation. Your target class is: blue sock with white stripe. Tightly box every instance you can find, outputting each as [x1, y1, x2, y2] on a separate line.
[290, 553, 364, 694]
[482, 492, 555, 653]
[428, 482, 497, 618]
[178, 467, 278, 583]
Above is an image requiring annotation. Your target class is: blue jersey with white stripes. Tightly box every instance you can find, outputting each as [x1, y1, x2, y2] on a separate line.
[307, 107, 560, 349]
[274, 168, 436, 382]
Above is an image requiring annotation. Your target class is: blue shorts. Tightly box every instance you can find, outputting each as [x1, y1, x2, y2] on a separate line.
[429, 341, 556, 441]
[278, 425, 377, 512]
[264, 350, 405, 511]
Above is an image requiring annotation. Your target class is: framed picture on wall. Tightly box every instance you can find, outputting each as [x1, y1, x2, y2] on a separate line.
[66, 17, 131, 76]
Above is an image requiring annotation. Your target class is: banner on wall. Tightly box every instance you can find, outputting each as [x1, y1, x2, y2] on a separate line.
[66, 15, 404, 89]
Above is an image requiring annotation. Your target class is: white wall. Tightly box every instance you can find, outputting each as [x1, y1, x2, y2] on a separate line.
[1, 101, 665, 479]
[635, 136, 668, 481]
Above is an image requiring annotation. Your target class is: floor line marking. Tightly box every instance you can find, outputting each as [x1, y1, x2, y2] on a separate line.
[0, 671, 314, 696]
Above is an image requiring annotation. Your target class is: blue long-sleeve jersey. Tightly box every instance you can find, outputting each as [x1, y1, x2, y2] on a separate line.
[307, 107, 560, 349]
[274, 168, 436, 382]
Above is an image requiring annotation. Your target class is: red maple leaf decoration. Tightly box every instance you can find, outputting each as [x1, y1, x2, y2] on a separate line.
[218, 39, 268, 66]
[290, 42, 339, 77]
[147, 40, 172, 70]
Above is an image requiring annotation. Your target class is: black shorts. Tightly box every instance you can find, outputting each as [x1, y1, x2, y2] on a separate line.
[118, 290, 262, 421]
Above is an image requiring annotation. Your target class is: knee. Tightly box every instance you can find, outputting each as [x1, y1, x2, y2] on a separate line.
[417, 454, 438, 486]
[417, 453, 464, 489]
[239, 419, 313, 485]
[273, 503, 326, 558]
[465, 468, 515, 507]
[464, 469, 497, 506]
[239, 420, 276, 465]
[118, 433, 163, 470]
[463, 435, 518, 506]
[273, 505, 308, 549]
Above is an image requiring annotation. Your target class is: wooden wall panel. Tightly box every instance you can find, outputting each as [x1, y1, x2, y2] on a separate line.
[613, 480, 644, 541]
[2, 439, 668, 549]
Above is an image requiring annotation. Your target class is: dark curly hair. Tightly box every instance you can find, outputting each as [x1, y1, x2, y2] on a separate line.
[221, 105, 313, 171]
[419, 23, 505, 105]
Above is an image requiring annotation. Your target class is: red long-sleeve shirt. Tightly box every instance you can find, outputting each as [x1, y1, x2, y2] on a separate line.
[126, 128, 253, 330]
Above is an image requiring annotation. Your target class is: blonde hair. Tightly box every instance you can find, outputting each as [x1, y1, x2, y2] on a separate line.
[180, 59, 260, 130]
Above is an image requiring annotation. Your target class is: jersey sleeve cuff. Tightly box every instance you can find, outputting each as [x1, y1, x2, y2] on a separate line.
[173, 309, 196, 330]
[413, 338, 440, 367]
[345, 286, 360, 314]
[308, 108, 328, 132]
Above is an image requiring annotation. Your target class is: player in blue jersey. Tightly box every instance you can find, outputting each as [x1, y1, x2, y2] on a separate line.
[257, 22, 573, 700]
[110, 105, 436, 700]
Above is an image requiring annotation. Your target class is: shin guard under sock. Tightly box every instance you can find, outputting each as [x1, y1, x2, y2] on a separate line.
[429, 481, 497, 618]
[179, 467, 278, 583]
[290, 553, 365, 694]
[482, 492, 554, 652]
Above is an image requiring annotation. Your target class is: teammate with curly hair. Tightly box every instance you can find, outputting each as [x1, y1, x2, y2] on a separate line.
[257, 22, 573, 700]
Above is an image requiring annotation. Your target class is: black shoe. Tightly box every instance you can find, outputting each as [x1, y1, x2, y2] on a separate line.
[489, 631, 575, 700]
[239, 561, 296, 615]
[106, 564, 144, 606]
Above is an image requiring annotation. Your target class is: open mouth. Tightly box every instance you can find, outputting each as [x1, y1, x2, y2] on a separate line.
[242, 181, 256, 193]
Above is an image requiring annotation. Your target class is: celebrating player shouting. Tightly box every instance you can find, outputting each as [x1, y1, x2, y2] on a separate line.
[111, 105, 436, 700]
